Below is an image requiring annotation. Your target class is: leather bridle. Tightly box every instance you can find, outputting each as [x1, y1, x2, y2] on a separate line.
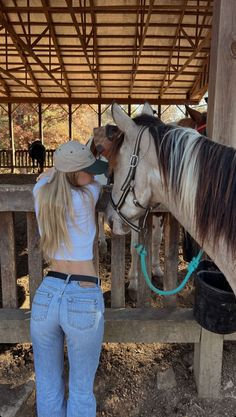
[110, 125, 158, 233]
[196, 123, 207, 134]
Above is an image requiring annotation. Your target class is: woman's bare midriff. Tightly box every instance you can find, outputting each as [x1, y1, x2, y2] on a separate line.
[49, 259, 97, 287]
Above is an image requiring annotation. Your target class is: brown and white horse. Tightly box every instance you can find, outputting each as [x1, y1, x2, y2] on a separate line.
[100, 102, 236, 296]
[92, 104, 164, 298]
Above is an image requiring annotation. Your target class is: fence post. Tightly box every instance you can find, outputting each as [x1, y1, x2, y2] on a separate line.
[194, 328, 224, 398]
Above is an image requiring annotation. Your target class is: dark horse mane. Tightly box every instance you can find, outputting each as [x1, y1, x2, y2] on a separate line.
[109, 113, 236, 255]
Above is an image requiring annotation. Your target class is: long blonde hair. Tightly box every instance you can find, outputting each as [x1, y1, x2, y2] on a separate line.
[35, 170, 90, 260]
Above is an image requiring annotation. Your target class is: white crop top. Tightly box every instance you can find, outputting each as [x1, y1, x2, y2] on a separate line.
[33, 175, 101, 261]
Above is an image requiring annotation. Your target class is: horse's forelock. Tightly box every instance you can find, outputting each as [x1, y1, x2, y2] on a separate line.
[108, 114, 163, 170]
[107, 131, 125, 172]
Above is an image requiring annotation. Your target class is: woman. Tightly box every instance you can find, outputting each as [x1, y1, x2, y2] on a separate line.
[30, 140, 108, 417]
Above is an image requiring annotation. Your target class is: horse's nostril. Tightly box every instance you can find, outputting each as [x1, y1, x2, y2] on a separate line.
[108, 218, 113, 230]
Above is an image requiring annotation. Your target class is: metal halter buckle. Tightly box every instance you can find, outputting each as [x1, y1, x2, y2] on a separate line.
[130, 154, 139, 167]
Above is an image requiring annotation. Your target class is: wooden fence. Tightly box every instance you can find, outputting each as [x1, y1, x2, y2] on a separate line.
[0, 149, 54, 170]
[0, 183, 235, 399]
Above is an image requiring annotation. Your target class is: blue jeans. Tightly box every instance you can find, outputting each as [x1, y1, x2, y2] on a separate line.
[30, 275, 104, 417]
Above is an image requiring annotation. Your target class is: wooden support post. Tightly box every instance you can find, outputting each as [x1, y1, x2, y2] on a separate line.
[164, 213, 179, 306]
[208, 0, 236, 147]
[38, 103, 43, 144]
[194, 328, 224, 398]
[27, 212, 43, 305]
[137, 215, 152, 307]
[8, 103, 15, 173]
[0, 212, 17, 307]
[111, 233, 125, 308]
[128, 103, 131, 117]
[68, 103, 73, 140]
[98, 103, 101, 126]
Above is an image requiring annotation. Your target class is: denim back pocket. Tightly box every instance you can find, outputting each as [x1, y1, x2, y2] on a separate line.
[67, 297, 98, 330]
[31, 290, 53, 321]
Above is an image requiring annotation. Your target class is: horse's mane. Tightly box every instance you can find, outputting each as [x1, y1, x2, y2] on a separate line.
[107, 130, 125, 172]
[111, 113, 236, 254]
[147, 119, 236, 254]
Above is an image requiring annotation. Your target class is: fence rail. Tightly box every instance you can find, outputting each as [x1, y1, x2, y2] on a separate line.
[0, 183, 235, 399]
[0, 149, 54, 169]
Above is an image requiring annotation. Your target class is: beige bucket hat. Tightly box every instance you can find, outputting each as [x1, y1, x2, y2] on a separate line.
[47, 140, 108, 182]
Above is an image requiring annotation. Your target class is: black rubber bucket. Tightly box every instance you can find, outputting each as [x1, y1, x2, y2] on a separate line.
[193, 260, 236, 334]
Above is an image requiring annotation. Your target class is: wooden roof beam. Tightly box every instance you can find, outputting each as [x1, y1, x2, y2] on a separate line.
[160, 30, 211, 96]
[12, 0, 30, 45]
[195, 0, 212, 46]
[1, 5, 214, 14]
[0, 97, 200, 105]
[65, 0, 100, 94]
[89, 0, 101, 96]
[10, 69, 204, 75]
[0, 2, 40, 95]
[130, 0, 165, 95]
[6, 21, 212, 28]
[31, 25, 50, 48]
[0, 73, 10, 95]
[1, 33, 209, 42]
[0, 51, 209, 60]
[41, 0, 71, 96]
[0, 45, 209, 53]
[159, 0, 188, 98]
[0, 65, 37, 95]
[129, 0, 143, 97]
[0, 9, 68, 95]
[189, 55, 209, 99]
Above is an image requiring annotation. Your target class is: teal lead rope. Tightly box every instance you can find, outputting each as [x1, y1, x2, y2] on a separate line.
[134, 243, 204, 296]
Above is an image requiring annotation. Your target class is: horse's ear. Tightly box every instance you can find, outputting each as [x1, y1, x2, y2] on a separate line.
[142, 102, 154, 116]
[111, 102, 135, 132]
[185, 105, 203, 123]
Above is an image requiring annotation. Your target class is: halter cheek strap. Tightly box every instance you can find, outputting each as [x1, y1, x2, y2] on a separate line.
[110, 126, 159, 233]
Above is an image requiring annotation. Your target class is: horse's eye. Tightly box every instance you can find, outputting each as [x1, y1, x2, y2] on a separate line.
[96, 144, 105, 154]
[105, 124, 117, 141]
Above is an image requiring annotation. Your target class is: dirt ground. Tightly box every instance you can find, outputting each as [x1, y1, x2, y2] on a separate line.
[0, 173, 236, 417]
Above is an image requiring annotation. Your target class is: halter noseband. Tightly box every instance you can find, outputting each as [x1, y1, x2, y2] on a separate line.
[196, 123, 207, 134]
[110, 125, 157, 233]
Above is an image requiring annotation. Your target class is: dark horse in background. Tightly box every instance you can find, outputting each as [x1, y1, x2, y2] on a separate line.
[28, 140, 46, 174]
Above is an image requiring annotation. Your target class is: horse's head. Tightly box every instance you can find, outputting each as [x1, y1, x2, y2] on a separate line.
[92, 124, 122, 160]
[178, 105, 207, 135]
[98, 102, 168, 235]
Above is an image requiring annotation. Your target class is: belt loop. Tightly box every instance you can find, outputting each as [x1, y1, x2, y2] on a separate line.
[65, 274, 71, 284]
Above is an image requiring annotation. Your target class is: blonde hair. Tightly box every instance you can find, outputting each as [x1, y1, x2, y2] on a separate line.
[35, 170, 91, 260]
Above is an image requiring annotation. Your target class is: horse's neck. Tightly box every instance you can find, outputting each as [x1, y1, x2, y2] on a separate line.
[155, 182, 236, 295]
